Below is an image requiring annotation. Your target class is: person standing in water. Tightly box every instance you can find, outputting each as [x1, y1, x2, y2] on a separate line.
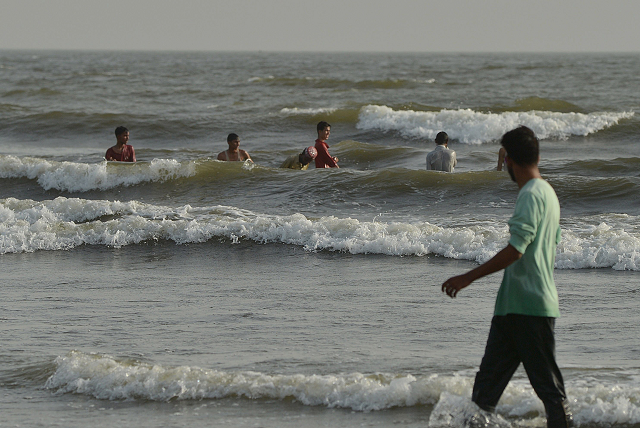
[497, 147, 507, 171]
[217, 133, 252, 162]
[105, 126, 136, 162]
[426, 131, 456, 172]
[280, 146, 318, 170]
[441, 126, 573, 428]
[314, 121, 339, 168]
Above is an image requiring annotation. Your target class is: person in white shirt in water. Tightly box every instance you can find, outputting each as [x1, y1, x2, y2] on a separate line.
[426, 131, 457, 172]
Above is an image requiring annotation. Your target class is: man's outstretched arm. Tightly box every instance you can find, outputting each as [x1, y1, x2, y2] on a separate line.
[441, 244, 522, 298]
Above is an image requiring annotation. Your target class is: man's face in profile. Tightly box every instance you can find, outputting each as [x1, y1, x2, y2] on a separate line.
[318, 126, 330, 141]
[117, 132, 129, 145]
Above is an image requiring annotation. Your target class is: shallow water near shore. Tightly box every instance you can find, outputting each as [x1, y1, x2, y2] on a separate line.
[2, 242, 640, 427]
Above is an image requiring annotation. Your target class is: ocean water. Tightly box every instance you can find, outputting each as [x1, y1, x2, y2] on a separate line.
[1, 50, 639, 427]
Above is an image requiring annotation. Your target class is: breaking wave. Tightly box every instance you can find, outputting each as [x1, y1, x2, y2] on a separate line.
[357, 105, 634, 144]
[43, 351, 640, 426]
[2, 197, 640, 270]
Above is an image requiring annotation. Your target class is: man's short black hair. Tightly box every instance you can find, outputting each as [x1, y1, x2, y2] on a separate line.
[317, 121, 331, 132]
[227, 133, 239, 143]
[435, 131, 448, 145]
[500, 126, 539, 166]
[115, 126, 128, 136]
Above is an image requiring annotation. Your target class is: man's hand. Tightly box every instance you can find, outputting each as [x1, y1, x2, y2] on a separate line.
[440, 245, 522, 299]
[442, 274, 472, 298]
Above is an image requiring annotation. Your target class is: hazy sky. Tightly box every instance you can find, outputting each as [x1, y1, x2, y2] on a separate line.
[2, 0, 639, 52]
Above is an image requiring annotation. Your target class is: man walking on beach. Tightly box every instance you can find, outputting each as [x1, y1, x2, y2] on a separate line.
[314, 121, 339, 168]
[441, 126, 573, 428]
[426, 131, 456, 172]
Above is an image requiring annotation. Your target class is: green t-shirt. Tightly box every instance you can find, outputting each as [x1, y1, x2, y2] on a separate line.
[494, 178, 562, 317]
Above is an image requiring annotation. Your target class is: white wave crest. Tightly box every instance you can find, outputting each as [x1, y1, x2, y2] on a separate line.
[45, 351, 437, 411]
[0, 197, 508, 257]
[247, 75, 274, 82]
[2, 197, 640, 271]
[45, 351, 640, 425]
[557, 220, 640, 270]
[0, 156, 197, 192]
[356, 105, 634, 144]
[280, 107, 338, 116]
[428, 392, 513, 428]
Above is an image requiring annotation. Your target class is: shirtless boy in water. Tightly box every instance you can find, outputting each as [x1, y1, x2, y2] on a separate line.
[217, 133, 252, 162]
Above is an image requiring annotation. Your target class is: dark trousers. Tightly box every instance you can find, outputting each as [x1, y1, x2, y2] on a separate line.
[472, 314, 573, 428]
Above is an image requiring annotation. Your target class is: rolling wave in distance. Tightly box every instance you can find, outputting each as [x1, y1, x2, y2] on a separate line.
[0, 156, 197, 192]
[356, 105, 634, 143]
[249, 75, 432, 89]
[2, 154, 638, 212]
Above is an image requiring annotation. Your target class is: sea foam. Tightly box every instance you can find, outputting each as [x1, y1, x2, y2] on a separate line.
[0, 197, 508, 257]
[45, 351, 640, 426]
[280, 107, 338, 115]
[2, 197, 640, 270]
[0, 156, 197, 192]
[557, 220, 640, 270]
[45, 351, 436, 411]
[357, 105, 634, 144]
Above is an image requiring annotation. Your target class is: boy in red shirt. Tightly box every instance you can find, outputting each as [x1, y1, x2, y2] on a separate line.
[314, 121, 339, 168]
[105, 126, 136, 162]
